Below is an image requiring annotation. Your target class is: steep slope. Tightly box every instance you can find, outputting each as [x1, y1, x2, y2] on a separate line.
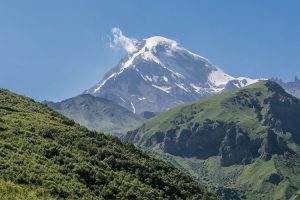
[0, 89, 217, 199]
[272, 77, 300, 99]
[124, 81, 300, 200]
[44, 94, 144, 136]
[85, 35, 258, 114]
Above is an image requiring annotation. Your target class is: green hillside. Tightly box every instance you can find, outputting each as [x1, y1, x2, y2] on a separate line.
[125, 81, 300, 200]
[45, 94, 145, 136]
[0, 89, 217, 200]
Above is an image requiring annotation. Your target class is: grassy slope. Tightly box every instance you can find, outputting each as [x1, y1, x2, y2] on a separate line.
[134, 81, 271, 143]
[163, 153, 300, 200]
[0, 89, 217, 200]
[128, 81, 300, 200]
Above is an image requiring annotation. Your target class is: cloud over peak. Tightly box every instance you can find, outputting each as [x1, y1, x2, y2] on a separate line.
[109, 27, 139, 54]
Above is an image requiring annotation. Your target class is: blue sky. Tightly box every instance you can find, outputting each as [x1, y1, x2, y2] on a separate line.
[0, 0, 300, 101]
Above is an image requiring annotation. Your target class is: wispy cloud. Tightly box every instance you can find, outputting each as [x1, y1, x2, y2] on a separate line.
[109, 27, 139, 54]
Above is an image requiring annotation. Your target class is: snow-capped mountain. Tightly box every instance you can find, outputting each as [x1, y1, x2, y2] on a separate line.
[85, 29, 259, 114]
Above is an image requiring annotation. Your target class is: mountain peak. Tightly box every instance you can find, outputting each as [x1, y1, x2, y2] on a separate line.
[86, 29, 260, 113]
[143, 36, 179, 51]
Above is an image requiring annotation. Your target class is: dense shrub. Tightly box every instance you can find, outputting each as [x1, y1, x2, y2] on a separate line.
[0, 89, 217, 199]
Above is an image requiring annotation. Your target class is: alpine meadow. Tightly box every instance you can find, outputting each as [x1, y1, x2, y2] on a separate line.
[1, 1, 300, 200]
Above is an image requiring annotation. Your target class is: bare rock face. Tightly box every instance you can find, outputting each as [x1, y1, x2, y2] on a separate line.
[161, 120, 226, 159]
[126, 120, 291, 167]
[219, 126, 253, 166]
[127, 121, 292, 166]
[271, 77, 300, 100]
[261, 129, 288, 160]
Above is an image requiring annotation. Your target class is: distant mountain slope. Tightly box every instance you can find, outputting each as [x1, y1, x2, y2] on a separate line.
[0, 89, 217, 199]
[124, 81, 300, 200]
[44, 94, 145, 136]
[85, 33, 259, 114]
[272, 76, 300, 99]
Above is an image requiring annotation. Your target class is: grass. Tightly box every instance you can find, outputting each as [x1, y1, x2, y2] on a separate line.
[127, 81, 300, 199]
[152, 152, 300, 200]
[134, 81, 275, 144]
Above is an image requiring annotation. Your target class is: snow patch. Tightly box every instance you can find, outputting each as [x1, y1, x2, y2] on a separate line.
[152, 84, 172, 93]
[234, 77, 260, 86]
[140, 74, 148, 82]
[144, 36, 179, 51]
[175, 83, 189, 92]
[182, 48, 208, 61]
[94, 73, 116, 93]
[208, 69, 234, 86]
[163, 76, 168, 82]
[190, 83, 201, 93]
[141, 51, 163, 66]
[130, 102, 136, 113]
[153, 76, 159, 82]
[145, 75, 153, 82]
[119, 96, 126, 102]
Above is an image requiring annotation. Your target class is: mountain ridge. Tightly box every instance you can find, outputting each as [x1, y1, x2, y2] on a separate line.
[44, 93, 145, 136]
[85, 35, 259, 114]
[271, 76, 300, 99]
[124, 80, 300, 199]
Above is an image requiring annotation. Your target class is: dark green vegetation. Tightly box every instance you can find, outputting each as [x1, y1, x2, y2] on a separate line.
[0, 89, 217, 199]
[44, 94, 145, 136]
[125, 81, 300, 200]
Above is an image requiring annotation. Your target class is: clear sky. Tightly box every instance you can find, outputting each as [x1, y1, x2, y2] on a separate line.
[0, 0, 300, 101]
